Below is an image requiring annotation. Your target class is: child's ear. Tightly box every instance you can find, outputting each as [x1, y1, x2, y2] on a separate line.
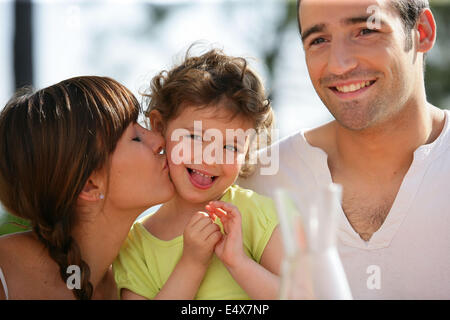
[148, 109, 165, 134]
[78, 171, 106, 202]
[416, 8, 436, 53]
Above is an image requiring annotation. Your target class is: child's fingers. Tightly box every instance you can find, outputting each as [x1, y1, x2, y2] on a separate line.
[200, 220, 221, 236]
[205, 230, 222, 244]
[189, 211, 214, 231]
[211, 209, 232, 228]
[189, 211, 209, 224]
[205, 205, 218, 220]
[208, 200, 238, 212]
[208, 201, 241, 219]
[206, 204, 228, 219]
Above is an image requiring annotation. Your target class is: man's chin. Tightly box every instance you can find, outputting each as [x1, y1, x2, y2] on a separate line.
[330, 104, 381, 131]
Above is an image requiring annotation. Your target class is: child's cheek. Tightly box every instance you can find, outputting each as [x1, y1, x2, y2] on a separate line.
[221, 162, 242, 181]
[166, 137, 196, 166]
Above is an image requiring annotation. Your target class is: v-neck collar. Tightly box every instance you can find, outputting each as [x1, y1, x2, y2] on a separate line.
[294, 111, 449, 250]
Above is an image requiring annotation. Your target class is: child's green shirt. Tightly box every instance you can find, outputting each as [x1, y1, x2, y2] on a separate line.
[113, 184, 278, 300]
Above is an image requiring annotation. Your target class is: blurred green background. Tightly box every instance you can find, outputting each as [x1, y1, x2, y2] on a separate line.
[0, 209, 30, 236]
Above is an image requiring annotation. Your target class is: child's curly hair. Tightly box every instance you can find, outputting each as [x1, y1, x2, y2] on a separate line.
[143, 45, 274, 178]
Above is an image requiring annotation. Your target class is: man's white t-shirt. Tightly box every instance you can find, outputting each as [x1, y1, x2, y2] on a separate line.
[238, 110, 450, 299]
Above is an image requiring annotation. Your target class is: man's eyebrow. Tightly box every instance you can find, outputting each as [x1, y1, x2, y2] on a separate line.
[342, 15, 387, 27]
[301, 23, 326, 43]
[342, 15, 371, 25]
[301, 14, 388, 43]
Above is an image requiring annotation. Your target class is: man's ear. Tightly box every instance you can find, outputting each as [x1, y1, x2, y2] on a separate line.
[148, 109, 165, 134]
[78, 171, 105, 202]
[416, 8, 436, 53]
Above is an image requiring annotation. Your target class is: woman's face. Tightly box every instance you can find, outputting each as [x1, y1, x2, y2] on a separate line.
[106, 123, 174, 212]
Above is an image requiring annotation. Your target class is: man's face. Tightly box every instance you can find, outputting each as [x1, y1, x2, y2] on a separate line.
[299, 0, 421, 131]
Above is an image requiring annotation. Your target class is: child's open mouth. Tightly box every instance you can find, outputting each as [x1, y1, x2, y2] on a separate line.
[186, 167, 218, 190]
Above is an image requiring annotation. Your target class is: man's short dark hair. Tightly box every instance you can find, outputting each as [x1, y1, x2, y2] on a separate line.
[297, 0, 430, 51]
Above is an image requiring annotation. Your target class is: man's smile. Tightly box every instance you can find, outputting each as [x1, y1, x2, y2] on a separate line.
[328, 79, 377, 99]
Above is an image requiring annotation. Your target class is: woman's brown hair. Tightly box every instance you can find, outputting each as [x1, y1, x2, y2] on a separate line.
[144, 46, 274, 177]
[0, 76, 140, 299]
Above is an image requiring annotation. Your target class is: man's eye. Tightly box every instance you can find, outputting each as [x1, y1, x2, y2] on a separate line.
[132, 137, 141, 142]
[310, 37, 326, 46]
[224, 145, 237, 152]
[360, 28, 377, 36]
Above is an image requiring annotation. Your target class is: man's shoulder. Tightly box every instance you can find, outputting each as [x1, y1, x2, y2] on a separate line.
[429, 108, 450, 160]
[262, 128, 307, 153]
[263, 122, 334, 153]
[440, 109, 450, 144]
[239, 133, 329, 197]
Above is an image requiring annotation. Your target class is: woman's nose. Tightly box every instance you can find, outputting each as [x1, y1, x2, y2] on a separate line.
[149, 130, 165, 155]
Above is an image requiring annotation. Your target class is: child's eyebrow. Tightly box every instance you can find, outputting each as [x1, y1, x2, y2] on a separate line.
[185, 126, 204, 132]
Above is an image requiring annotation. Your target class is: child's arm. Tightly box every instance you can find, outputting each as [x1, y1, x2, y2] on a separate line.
[206, 201, 284, 300]
[121, 288, 147, 300]
[119, 211, 222, 300]
[154, 211, 222, 300]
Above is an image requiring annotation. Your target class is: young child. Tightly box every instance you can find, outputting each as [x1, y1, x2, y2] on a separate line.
[113, 47, 283, 300]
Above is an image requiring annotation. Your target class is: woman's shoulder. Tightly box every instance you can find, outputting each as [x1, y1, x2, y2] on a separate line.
[0, 231, 38, 262]
[0, 231, 50, 299]
[0, 231, 46, 274]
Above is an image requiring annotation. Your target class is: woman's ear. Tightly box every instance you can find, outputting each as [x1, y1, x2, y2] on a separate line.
[416, 8, 436, 53]
[148, 109, 165, 134]
[78, 171, 106, 202]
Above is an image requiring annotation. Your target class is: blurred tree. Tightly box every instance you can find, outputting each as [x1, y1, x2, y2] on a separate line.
[426, 3, 450, 109]
[14, 0, 34, 89]
[263, 0, 298, 88]
[1, 0, 34, 236]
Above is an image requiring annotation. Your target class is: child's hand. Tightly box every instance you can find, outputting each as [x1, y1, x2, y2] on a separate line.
[206, 201, 247, 269]
[182, 211, 222, 268]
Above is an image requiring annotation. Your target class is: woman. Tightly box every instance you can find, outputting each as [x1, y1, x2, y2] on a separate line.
[0, 76, 174, 299]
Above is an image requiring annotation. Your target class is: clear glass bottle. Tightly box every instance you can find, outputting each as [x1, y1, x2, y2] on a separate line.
[275, 183, 352, 300]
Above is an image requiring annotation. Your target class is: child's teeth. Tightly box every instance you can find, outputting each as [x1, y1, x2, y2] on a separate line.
[190, 169, 214, 186]
[192, 169, 212, 178]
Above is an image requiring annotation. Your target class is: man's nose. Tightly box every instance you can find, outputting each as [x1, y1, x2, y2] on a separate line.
[327, 37, 358, 76]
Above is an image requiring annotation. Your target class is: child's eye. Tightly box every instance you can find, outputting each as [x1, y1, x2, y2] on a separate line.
[224, 145, 237, 152]
[188, 134, 203, 141]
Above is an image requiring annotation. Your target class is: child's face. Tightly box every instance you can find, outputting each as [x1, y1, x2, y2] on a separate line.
[163, 105, 253, 204]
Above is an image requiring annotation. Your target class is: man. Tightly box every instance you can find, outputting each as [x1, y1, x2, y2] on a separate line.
[239, 0, 450, 299]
